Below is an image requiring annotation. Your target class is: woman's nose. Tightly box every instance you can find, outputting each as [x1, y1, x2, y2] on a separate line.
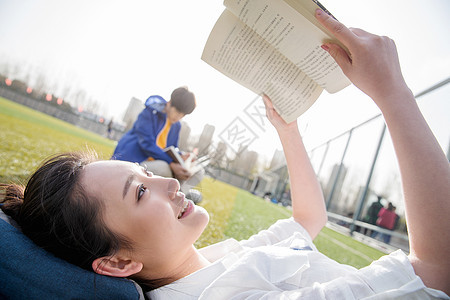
[166, 178, 181, 201]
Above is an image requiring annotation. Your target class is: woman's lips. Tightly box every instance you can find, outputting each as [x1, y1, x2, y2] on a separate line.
[179, 200, 194, 219]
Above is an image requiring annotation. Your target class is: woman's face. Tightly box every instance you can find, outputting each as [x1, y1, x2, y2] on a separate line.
[81, 160, 209, 270]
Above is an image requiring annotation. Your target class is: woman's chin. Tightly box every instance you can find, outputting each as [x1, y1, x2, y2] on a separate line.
[195, 206, 210, 234]
[197, 206, 210, 227]
[181, 205, 209, 234]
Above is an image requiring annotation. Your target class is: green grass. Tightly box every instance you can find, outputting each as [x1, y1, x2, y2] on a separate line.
[0, 97, 115, 183]
[315, 227, 384, 268]
[223, 189, 291, 241]
[1, 96, 386, 269]
[194, 179, 291, 248]
[195, 178, 385, 268]
[194, 177, 239, 248]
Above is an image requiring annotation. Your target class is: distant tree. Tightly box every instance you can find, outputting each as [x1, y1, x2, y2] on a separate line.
[72, 89, 87, 109]
[85, 96, 100, 113]
[0, 74, 7, 86]
[0, 60, 12, 77]
[32, 71, 49, 94]
[10, 63, 22, 80]
[21, 63, 33, 85]
[59, 85, 72, 104]
[10, 79, 28, 95]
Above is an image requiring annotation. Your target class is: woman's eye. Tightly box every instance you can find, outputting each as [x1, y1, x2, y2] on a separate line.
[137, 184, 147, 201]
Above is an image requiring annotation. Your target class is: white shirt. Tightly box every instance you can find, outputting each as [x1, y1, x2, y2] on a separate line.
[148, 218, 448, 299]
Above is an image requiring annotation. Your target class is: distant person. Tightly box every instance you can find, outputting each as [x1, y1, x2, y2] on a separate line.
[112, 87, 203, 195]
[107, 118, 113, 139]
[371, 202, 397, 243]
[251, 176, 261, 194]
[362, 195, 383, 235]
[270, 196, 278, 204]
[263, 191, 272, 202]
[380, 206, 400, 244]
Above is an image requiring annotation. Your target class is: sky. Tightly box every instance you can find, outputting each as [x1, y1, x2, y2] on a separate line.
[0, 0, 449, 162]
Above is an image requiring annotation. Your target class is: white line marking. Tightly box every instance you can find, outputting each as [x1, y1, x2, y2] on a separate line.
[319, 231, 373, 262]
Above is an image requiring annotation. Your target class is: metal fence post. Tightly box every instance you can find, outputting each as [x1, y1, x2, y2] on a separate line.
[350, 123, 386, 234]
[316, 141, 330, 178]
[326, 129, 353, 210]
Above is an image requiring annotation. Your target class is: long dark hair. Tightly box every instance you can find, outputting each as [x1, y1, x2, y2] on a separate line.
[0, 152, 132, 271]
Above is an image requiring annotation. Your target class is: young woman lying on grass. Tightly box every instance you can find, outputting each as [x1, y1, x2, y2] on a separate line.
[1, 9, 449, 299]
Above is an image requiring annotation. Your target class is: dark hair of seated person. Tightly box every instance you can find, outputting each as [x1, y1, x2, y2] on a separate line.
[0, 152, 164, 290]
[170, 86, 196, 114]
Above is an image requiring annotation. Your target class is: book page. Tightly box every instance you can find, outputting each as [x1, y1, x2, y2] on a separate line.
[223, 0, 350, 93]
[202, 10, 322, 123]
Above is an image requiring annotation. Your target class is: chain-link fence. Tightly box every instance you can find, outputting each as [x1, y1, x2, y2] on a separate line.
[309, 77, 450, 251]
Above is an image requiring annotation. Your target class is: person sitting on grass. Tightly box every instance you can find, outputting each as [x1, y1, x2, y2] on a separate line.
[1, 9, 449, 299]
[113, 86, 203, 196]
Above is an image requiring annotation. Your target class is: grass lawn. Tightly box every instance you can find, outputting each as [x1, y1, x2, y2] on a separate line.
[196, 178, 385, 269]
[0, 97, 115, 183]
[1, 97, 386, 269]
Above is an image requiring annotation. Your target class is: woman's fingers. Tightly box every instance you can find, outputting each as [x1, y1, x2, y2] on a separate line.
[262, 94, 281, 123]
[321, 42, 352, 74]
[316, 9, 355, 74]
[262, 94, 298, 132]
[316, 9, 410, 110]
[262, 94, 278, 120]
[315, 9, 356, 49]
[262, 94, 273, 110]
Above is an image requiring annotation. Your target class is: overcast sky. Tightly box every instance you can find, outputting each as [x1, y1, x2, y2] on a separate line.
[0, 0, 449, 160]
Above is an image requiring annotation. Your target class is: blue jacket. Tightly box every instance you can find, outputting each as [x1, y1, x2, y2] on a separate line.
[112, 95, 180, 164]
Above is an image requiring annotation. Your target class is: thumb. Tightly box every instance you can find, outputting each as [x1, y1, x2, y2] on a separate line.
[322, 43, 352, 74]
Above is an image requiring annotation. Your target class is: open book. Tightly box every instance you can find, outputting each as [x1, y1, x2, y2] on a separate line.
[202, 0, 351, 123]
[164, 146, 210, 175]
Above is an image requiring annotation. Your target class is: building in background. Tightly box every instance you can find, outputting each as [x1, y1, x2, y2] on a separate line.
[196, 124, 215, 156]
[178, 121, 192, 152]
[240, 150, 258, 176]
[210, 141, 228, 168]
[122, 97, 144, 131]
[270, 149, 286, 170]
[230, 145, 258, 177]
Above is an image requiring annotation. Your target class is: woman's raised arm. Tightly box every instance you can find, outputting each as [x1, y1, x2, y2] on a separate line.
[315, 9, 450, 294]
[263, 95, 327, 240]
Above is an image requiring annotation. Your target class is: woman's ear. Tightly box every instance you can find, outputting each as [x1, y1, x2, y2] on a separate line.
[92, 256, 143, 277]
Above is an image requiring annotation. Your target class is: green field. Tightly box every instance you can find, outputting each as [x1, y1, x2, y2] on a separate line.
[0, 97, 116, 183]
[196, 178, 384, 268]
[0, 97, 385, 268]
